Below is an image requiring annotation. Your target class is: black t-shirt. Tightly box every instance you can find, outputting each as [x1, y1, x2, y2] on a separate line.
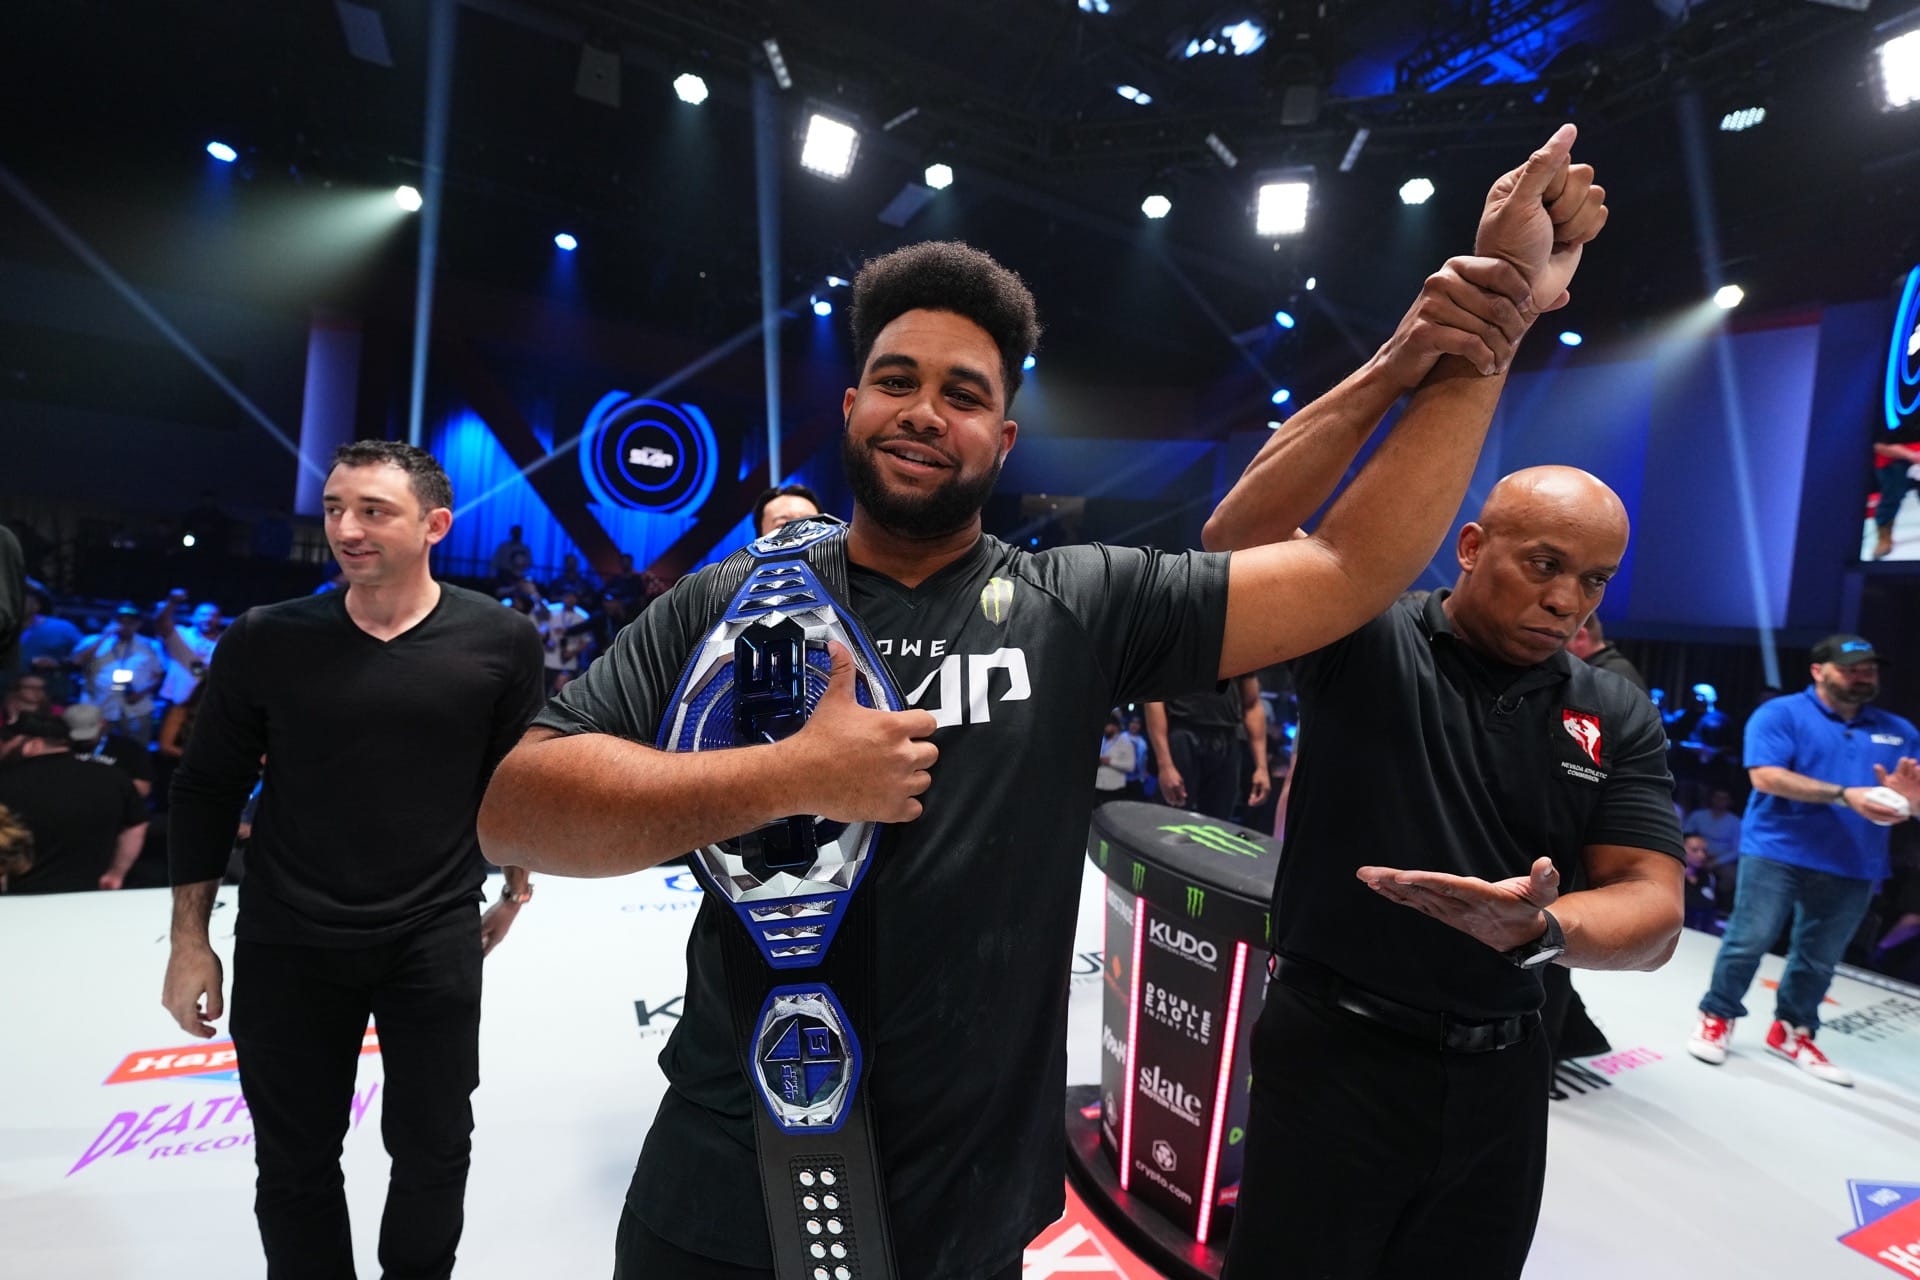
[169, 585, 546, 945]
[1278, 590, 1683, 1019]
[536, 534, 1230, 1277]
[1161, 684, 1243, 732]
[76, 732, 155, 789]
[0, 753, 145, 893]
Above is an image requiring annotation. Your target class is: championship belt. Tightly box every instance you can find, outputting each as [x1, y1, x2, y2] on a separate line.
[657, 516, 901, 1280]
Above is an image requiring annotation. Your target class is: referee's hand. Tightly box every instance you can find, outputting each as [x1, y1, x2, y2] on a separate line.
[1356, 856, 1560, 954]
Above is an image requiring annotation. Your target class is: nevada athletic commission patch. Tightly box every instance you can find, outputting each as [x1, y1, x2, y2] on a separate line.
[980, 575, 1015, 624]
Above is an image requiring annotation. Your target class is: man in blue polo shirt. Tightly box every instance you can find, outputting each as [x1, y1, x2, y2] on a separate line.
[1688, 634, 1920, 1085]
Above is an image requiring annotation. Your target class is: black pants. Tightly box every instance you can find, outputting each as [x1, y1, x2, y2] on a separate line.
[1164, 725, 1241, 823]
[1221, 983, 1551, 1280]
[231, 903, 483, 1280]
[613, 1205, 1024, 1280]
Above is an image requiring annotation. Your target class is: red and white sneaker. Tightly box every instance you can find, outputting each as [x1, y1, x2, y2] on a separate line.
[1766, 1020, 1854, 1087]
[1687, 1012, 1735, 1065]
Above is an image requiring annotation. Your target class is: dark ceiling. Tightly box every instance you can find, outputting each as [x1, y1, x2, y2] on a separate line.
[3, 0, 1918, 423]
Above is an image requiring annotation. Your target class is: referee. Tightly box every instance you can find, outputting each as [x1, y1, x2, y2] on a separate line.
[1211, 466, 1685, 1279]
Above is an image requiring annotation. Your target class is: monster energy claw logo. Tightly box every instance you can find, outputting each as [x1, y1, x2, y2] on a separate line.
[1159, 823, 1264, 858]
[1131, 862, 1146, 894]
[1098, 839, 1110, 868]
[1185, 885, 1205, 917]
[980, 576, 1015, 624]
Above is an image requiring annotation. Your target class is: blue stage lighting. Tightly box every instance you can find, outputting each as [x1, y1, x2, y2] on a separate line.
[1271, 388, 1291, 405]
[1305, 276, 1317, 291]
[1559, 331, 1583, 347]
[206, 141, 238, 163]
[812, 296, 833, 317]
[554, 232, 578, 252]
[1273, 310, 1296, 329]
[1022, 354, 1037, 371]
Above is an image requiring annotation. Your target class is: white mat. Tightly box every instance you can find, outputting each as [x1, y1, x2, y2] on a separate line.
[3, 864, 1916, 1278]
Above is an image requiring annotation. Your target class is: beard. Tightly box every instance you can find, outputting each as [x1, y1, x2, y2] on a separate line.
[842, 428, 1004, 541]
[1825, 670, 1879, 705]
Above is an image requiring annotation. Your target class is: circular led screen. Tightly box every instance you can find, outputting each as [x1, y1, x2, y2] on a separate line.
[579, 392, 718, 515]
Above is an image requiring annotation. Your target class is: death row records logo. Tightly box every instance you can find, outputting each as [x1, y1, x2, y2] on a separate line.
[69, 1082, 380, 1177]
[106, 1027, 381, 1085]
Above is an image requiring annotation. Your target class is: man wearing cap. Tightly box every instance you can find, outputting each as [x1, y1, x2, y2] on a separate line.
[1687, 634, 1920, 1085]
[64, 702, 155, 800]
[0, 712, 148, 892]
[71, 604, 167, 745]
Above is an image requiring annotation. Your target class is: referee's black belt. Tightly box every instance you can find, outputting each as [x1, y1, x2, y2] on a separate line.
[1271, 955, 1535, 1054]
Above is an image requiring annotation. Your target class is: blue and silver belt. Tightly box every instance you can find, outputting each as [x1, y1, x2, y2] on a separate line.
[657, 516, 901, 1280]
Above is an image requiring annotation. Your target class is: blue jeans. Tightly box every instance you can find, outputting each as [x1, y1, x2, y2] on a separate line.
[1699, 855, 1874, 1032]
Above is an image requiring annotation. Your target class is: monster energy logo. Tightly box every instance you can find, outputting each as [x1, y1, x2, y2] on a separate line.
[1131, 862, 1146, 894]
[1098, 839, 1110, 868]
[1159, 823, 1264, 858]
[1185, 885, 1205, 917]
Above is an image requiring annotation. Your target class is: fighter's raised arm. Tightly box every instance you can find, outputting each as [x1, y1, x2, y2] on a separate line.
[1207, 124, 1608, 679]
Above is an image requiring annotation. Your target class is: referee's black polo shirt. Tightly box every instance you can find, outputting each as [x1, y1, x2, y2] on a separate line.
[1275, 590, 1684, 1020]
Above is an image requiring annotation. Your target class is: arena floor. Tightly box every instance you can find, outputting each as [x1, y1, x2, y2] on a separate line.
[4, 862, 1917, 1279]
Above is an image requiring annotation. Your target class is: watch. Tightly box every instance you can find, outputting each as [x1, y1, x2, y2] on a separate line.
[498, 881, 533, 905]
[1503, 909, 1565, 969]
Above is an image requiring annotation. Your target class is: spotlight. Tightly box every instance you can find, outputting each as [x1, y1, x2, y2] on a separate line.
[1141, 193, 1172, 219]
[1559, 331, 1583, 347]
[800, 113, 859, 179]
[1273, 310, 1296, 329]
[762, 38, 792, 91]
[811, 296, 833, 317]
[1714, 284, 1745, 310]
[1271, 388, 1292, 405]
[825, 275, 850, 288]
[1718, 106, 1765, 132]
[1022, 354, 1037, 371]
[1077, 0, 1111, 11]
[1876, 29, 1920, 110]
[1266, 420, 1284, 430]
[673, 73, 709, 105]
[1223, 20, 1266, 56]
[1399, 177, 1436, 205]
[205, 141, 238, 163]
[554, 232, 578, 252]
[1204, 132, 1239, 168]
[924, 162, 954, 190]
[182, 534, 197, 548]
[1116, 85, 1153, 105]
[394, 184, 423, 212]
[1255, 178, 1311, 236]
[1305, 276, 1317, 291]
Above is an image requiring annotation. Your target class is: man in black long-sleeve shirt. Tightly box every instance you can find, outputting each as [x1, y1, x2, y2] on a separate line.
[163, 442, 546, 1280]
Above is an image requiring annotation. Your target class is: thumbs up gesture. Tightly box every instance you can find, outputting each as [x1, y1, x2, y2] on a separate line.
[790, 641, 941, 823]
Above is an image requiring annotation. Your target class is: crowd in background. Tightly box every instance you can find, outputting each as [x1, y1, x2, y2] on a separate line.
[5, 502, 1920, 987]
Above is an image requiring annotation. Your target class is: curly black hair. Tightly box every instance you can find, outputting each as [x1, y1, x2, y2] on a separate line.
[848, 241, 1042, 409]
[331, 440, 454, 513]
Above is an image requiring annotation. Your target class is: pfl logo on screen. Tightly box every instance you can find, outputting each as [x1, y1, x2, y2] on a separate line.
[579, 392, 718, 515]
[1888, 265, 1920, 434]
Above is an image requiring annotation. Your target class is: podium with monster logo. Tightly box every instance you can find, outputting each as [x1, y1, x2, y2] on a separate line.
[1068, 800, 1280, 1280]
